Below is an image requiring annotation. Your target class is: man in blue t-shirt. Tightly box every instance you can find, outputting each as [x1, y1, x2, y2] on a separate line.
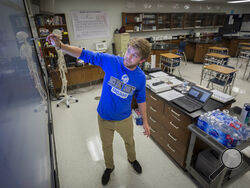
[47, 34, 151, 185]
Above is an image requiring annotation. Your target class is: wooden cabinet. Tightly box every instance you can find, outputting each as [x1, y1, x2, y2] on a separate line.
[122, 13, 142, 32]
[51, 66, 104, 89]
[195, 43, 220, 63]
[142, 13, 157, 31]
[185, 42, 221, 63]
[194, 13, 204, 28]
[122, 12, 226, 33]
[227, 39, 250, 57]
[35, 14, 104, 93]
[213, 14, 226, 27]
[202, 14, 214, 27]
[184, 43, 196, 61]
[157, 13, 171, 30]
[146, 87, 234, 168]
[221, 38, 250, 57]
[194, 44, 205, 63]
[171, 13, 184, 29]
[184, 13, 195, 28]
[146, 89, 195, 167]
[34, 14, 70, 69]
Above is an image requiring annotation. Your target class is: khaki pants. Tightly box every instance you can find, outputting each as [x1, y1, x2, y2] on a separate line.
[98, 115, 136, 169]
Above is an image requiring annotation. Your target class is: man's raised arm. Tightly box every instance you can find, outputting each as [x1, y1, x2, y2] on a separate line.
[46, 34, 82, 58]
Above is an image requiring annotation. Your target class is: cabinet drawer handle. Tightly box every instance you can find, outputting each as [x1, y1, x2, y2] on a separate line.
[150, 106, 157, 112]
[171, 109, 180, 117]
[149, 116, 156, 123]
[170, 121, 179, 129]
[168, 133, 177, 142]
[171, 114, 181, 122]
[150, 127, 156, 133]
[167, 144, 176, 153]
[150, 95, 158, 101]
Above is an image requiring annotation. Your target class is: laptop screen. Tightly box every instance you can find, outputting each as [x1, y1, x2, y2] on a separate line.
[188, 86, 212, 103]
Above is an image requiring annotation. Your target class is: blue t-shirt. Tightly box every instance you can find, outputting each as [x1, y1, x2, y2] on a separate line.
[79, 49, 146, 120]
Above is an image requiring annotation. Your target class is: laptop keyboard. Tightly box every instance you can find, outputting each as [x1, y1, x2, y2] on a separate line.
[174, 96, 202, 112]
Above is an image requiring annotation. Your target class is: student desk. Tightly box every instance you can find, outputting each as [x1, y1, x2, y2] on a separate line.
[160, 53, 182, 76]
[204, 53, 230, 65]
[237, 47, 250, 79]
[208, 47, 228, 55]
[200, 64, 237, 94]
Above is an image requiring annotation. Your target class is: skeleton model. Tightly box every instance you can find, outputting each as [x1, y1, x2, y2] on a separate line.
[52, 29, 78, 108]
[16, 31, 47, 106]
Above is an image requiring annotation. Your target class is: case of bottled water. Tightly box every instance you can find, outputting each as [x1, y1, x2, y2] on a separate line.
[197, 109, 249, 148]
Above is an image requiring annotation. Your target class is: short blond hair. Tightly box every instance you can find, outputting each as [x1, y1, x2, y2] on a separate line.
[128, 38, 151, 60]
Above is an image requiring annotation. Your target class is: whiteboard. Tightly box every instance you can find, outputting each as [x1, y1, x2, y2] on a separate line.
[0, 0, 53, 187]
[71, 11, 110, 39]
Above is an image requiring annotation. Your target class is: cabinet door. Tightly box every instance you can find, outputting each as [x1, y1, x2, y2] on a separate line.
[51, 70, 70, 89]
[122, 12, 142, 32]
[157, 13, 171, 30]
[213, 14, 226, 26]
[184, 13, 195, 28]
[229, 40, 237, 57]
[194, 13, 204, 28]
[194, 44, 204, 63]
[171, 13, 184, 29]
[142, 13, 157, 31]
[185, 43, 195, 61]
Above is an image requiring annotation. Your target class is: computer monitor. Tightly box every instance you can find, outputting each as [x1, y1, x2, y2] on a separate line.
[188, 86, 212, 104]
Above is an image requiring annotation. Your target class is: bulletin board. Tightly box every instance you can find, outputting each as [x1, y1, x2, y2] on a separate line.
[71, 11, 110, 39]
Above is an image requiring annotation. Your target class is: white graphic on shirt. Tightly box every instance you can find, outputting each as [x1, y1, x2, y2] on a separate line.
[111, 87, 128, 98]
[108, 76, 136, 99]
[121, 74, 129, 84]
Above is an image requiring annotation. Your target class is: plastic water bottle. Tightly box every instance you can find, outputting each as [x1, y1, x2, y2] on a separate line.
[207, 117, 219, 138]
[181, 81, 189, 93]
[216, 122, 230, 146]
[197, 114, 209, 132]
[240, 126, 250, 140]
[240, 103, 250, 126]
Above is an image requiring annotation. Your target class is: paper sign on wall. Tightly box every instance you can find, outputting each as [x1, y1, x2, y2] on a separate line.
[229, 15, 234, 25]
[71, 11, 110, 39]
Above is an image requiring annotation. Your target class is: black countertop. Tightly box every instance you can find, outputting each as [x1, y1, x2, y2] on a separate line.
[151, 43, 179, 50]
[187, 39, 218, 44]
[147, 88, 235, 119]
[145, 73, 235, 119]
[222, 36, 250, 40]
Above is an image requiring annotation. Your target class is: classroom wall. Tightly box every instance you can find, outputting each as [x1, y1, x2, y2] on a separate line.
[53, 0, 250, 52]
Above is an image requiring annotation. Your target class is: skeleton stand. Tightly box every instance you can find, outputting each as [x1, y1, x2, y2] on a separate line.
[55, 46, 78, 108]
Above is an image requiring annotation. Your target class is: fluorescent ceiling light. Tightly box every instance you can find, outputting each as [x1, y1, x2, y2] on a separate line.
[227, 0, 250, 3]
[191, 0, 206, 1]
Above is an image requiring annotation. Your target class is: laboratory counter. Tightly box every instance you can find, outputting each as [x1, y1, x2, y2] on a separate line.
[185, 39, 221, 63]
[147, 87, 235, 122]
[151, 43, 179, 50]
[146, 80, 235, 168]
[222, 36, 250, 57]
[187, 39, 218, 44]
[222, 36, 250, 40]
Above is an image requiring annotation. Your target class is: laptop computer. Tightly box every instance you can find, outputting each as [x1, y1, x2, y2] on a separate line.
[172, 85, 212, 113]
